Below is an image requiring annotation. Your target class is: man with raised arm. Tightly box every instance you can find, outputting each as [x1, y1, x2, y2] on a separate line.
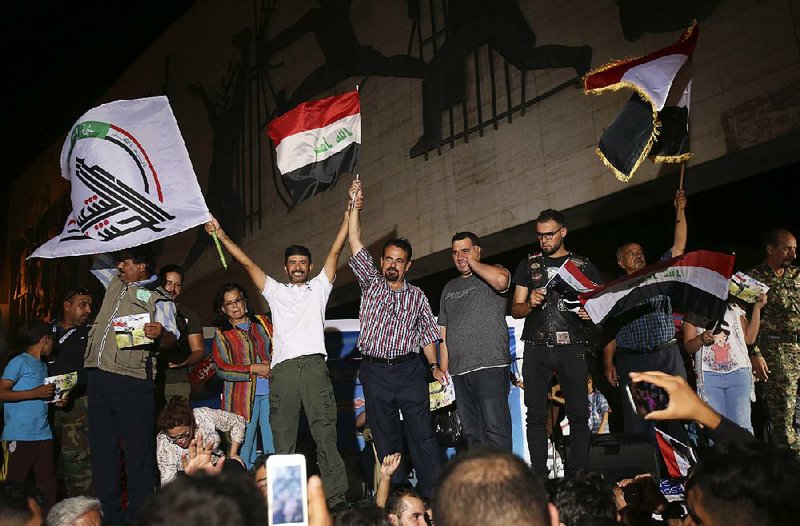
[603, 190, 688, 439]
[347, 179, 445, 498]
[439, 232, 512, 451]
[204, 187, 352, 509]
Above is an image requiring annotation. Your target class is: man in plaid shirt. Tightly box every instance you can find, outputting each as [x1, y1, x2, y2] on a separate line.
[603, 190, 689, 440]
[347, 180, 446, 498]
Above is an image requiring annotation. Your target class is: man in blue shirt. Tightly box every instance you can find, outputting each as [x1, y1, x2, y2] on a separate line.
[0, 320, 65, 511]
[603, 190, 689, 438]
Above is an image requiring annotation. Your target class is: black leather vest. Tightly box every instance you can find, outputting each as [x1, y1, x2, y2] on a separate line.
[521, 253, 593, 345]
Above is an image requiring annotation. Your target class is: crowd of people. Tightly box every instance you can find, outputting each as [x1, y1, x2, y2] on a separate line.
[1, 178, 799, 525]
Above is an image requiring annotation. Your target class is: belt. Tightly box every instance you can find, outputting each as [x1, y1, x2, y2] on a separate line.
[361, 352, 417, 366]
[618, 338, 676, 354]
[763, 332, 800, 344]
[524, 341, 589, 347]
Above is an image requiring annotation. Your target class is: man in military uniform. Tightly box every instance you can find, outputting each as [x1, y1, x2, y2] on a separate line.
[49, 288, 94, 496]
[748, 227, 799, 454]
[511, 209, 603, 476]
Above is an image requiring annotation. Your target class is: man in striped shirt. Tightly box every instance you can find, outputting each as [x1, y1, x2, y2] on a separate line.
[347, 180, 445, 498]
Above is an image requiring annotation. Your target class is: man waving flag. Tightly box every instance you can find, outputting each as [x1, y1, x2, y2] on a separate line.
[580, 250, 734, 334]
[31, 96, 209, 259]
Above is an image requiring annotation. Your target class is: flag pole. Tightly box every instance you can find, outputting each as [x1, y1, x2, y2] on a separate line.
[350, 85, 360, 210]
[210, 231, 228, 269]
[679, 162, 686, 190]
[350, 173, 359, 210]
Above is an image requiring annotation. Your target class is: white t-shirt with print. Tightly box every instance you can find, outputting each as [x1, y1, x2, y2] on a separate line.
[697, 304, 750, 374]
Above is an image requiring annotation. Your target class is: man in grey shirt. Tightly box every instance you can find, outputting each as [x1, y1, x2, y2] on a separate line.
[438, 232, 512, 450]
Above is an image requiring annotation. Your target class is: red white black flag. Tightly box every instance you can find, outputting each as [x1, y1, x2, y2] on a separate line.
[579, 250, 734, 332]
[656, 429, 696, 478]
[554, 259, 599, 294]
[584, 22, 698, 181]
[267, 91, 361, 204]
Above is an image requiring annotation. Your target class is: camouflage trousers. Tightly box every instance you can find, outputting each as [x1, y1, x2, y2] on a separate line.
[53, 394, 93, 496]
[762, 344, 800, 455]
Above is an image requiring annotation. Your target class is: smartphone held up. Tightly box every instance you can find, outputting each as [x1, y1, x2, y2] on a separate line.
[626, 380, 669, 417]
[267, 454, 309, 526]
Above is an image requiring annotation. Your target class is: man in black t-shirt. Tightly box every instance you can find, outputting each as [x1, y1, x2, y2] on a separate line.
[49, 288, 94, 496]
[156, 265, 207, 409]
[511, 209, 602, 477]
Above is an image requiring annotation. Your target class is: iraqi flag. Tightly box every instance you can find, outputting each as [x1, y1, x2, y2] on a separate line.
[267, 91, 361, 204]
[579, 250, 734, 333]
[584, 21, 698, 182]
[553, 259, 599, 294]
[655, 429, 696, 478]
[30, 97, 209, 259]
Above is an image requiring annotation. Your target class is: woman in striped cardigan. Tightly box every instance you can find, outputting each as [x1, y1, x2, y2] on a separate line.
[211, 283, 275, 469]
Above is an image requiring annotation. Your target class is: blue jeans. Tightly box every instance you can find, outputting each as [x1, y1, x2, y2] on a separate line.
[703, 368, 753, 433]
[242, 394, 274, 470]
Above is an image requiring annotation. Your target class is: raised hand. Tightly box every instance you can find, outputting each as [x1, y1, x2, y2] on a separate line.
[674, 189, 687, 210]
[182, 431, 224, 476]
[381, 453, 402, 478]
[204, 216, 224, 237]
[348, 179, 363, 210]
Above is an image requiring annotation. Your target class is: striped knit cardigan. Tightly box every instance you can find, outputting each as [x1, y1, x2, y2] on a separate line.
[211, 314, 273, 422]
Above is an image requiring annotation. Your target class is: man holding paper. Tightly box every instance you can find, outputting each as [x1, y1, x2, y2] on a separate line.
[84, 246, 179, 523]
[49, 288, 94, 497]
[438, 232, 512, 451]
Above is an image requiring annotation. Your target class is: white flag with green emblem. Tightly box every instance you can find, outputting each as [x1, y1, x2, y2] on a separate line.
[31, 96, 209, 258]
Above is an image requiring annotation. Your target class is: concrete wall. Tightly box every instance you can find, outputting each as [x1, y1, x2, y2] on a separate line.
[6, 0, 800, 322]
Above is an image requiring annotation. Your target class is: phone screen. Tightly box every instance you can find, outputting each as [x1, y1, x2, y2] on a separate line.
[626, 381, 669, 417]
[268, 456, 308, 526]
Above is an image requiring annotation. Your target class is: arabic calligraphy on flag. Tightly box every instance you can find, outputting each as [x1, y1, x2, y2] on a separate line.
[30, 96, 209, 259]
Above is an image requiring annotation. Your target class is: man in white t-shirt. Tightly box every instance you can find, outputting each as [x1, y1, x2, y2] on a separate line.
[205, 191, 353, 508]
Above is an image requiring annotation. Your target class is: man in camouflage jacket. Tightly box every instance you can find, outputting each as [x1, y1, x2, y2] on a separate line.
[748, 227, 799, 454]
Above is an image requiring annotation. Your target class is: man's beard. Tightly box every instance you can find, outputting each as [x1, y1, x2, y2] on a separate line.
[384, 269, 401, 281]
[541, 239, 562, 256]
[782, 257, 795, 268]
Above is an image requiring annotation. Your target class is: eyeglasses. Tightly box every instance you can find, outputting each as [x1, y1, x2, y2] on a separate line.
[166, 428, 193, 443]
[63, 288, 91, 301]
[222, 297, 246, 309]
[535, 229, 563, 240]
